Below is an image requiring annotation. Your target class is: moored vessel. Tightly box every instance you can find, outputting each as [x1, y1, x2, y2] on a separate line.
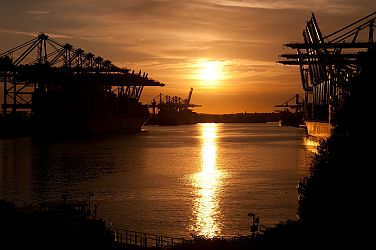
[275, 94, 304, 128]
[147, 87, 201, 125]
[0, 33, 164, 137]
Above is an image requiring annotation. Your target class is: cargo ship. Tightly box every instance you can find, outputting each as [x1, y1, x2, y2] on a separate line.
[274, 94, 304, 128]
[279, 12, 376, 139]
[31, 87, 151, 136]
[0, 33, 164, 137]
[146, 87, 201, 125]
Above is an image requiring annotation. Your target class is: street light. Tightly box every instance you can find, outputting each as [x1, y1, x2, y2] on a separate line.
[87, 192, 94, 216]
[248, 212, 260, 235]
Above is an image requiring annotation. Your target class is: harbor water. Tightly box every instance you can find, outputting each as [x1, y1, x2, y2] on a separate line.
[0, 123, 314, 238]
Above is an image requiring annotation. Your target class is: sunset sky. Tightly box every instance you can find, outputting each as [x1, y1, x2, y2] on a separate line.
[1, 0, 375, 113]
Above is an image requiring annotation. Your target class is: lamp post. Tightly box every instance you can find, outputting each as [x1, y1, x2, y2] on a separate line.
[87, 193, 94, 216]
[248, 212, 260, 236]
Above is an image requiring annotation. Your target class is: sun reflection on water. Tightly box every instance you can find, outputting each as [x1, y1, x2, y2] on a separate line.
[303, 137, 320, 154]
[191, 123, 223, 237]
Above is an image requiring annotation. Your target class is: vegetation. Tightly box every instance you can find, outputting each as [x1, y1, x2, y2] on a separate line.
[0, 199, 114, 250]
[295, 49, 374, 249]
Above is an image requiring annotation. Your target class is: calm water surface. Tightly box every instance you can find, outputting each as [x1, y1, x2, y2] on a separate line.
[0, 123, 314, 237]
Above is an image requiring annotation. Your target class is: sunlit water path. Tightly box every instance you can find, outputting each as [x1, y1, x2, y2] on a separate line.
[0, 123, 313, 237]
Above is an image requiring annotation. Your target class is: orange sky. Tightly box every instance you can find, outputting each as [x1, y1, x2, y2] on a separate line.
[1, 0, 375, 113]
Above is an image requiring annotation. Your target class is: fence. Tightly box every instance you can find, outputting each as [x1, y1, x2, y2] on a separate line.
[113, 229, 185, 248]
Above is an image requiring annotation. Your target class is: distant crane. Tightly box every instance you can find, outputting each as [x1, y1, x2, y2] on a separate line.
[146, 88, 201, 125]
[275, 94, 304, 112]
[186, 87, 193, 105]
[275, 94, 304, 127]
[148, 87, 201, 117]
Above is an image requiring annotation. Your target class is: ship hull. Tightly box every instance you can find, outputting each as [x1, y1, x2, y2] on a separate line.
[86, 115, 148, 133]
[31, 109, 149, 137]
[30, 89, 150, 137]
[146, 109, 197, 126]
[278, 110, 304, 127]
[305, 121, 333, 140]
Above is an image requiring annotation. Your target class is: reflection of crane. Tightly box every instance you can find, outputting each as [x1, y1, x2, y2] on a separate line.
[275, 94, 304, 127]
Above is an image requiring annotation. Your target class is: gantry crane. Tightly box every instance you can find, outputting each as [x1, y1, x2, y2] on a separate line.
[147, 88, 201, 125]
[278, 12, 376, 123]
[275, 94, 304, 127]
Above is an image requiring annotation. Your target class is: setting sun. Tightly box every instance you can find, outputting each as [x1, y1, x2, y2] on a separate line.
[197, 60, 223, 82]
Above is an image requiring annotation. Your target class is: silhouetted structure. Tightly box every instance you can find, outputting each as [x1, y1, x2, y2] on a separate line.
[279, 12, 376, 138]
[274, 94, 304, 127]
[0, 198, 113, 250]
[147, 88, 201, 125]
[0, 33, 164, 137]
[279, 12, 375, 249]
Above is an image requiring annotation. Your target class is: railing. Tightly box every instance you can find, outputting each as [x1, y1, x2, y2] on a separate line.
[113, 229, 185, 248]
[111, 227, 258, 249]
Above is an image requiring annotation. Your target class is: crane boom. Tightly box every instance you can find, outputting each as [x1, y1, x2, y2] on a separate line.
[186, 87, 193, 105]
